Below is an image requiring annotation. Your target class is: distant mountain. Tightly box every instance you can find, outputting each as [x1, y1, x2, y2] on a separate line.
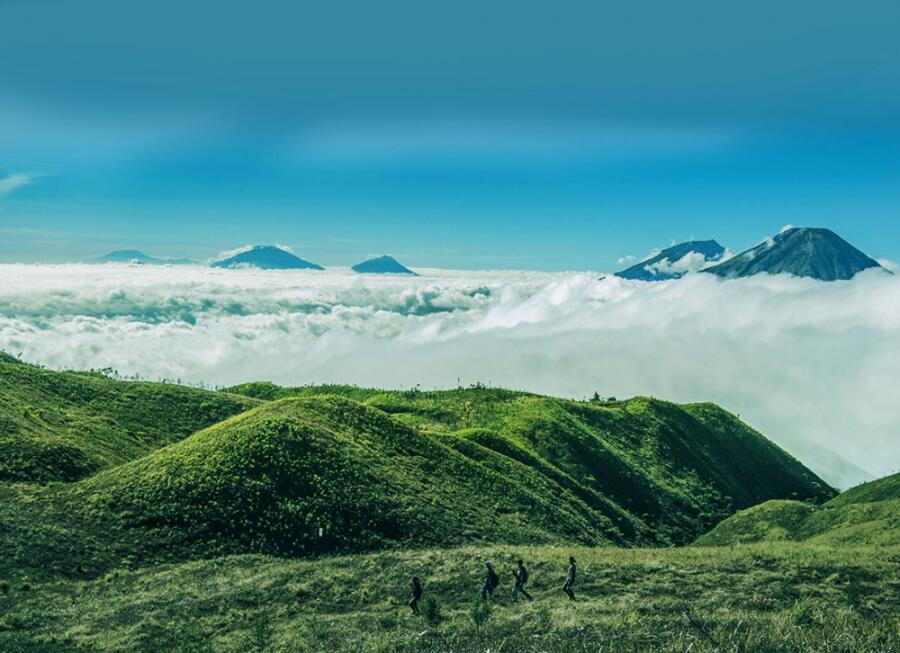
[91, 250, 193, 265]
[616, 240, 725, 281]
[703, 227, 887, 281]
[210, 245, 324, 270]
[351, 255, 417, 275]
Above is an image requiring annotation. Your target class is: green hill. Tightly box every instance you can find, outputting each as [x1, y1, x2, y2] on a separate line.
[0, 353, 259, 482]
[695, 472, 900, 547]
[0, 382, 835, 579]
[0, 365, 893, 652]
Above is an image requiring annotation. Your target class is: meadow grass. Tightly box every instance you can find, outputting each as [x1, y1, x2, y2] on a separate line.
[1, 543, 896, 652]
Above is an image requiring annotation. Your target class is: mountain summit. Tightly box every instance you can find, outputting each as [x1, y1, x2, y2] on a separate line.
[616, 240, 726, 281]
[211, 245, 324, 270]
[351, 255, 417, 275]
[703, 227, 886, 281]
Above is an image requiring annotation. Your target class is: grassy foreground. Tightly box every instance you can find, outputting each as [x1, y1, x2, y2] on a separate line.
[1, 543, 897, 653]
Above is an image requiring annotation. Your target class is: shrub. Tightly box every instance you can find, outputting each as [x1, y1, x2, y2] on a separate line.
[469, 596, 493, 629]
[420, 596, 443, 626]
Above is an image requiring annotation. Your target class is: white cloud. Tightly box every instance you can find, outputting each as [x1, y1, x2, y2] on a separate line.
[211, 245, 255, 262]
[0, 173, 36, 198]
[210, 244, 296, 263]
[1, 263, 898, 488]
[780, 224, 796, 233]
[643, 251, 710, 277]
[616, 255, 636, 266]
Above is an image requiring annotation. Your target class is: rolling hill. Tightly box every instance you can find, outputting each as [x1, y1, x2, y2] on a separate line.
[616, 240, 726, 281]
[695, 472, 900, 547]
[211, 245, 324, 270]
[0, 353, 259, 482]
[216, 383, 835, 547]
[703, 227, 886, 280]
[0, 368, 836, 580]
[1, 363, 893, 652]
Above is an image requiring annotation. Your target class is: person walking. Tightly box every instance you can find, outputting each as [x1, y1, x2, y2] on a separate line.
[512, 559, 533, 602]
[562, 556, 577, 600]
[409, 576, 423, 615]
[481, 560, 500, 600]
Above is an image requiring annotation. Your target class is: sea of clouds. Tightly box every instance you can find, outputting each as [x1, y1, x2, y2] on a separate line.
[2, 263, 899, 488]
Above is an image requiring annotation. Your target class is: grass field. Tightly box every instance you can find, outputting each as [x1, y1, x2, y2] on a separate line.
[1, 543, 897, 652]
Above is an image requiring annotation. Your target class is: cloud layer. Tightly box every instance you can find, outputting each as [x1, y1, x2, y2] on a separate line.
[0, 173, 35, 198]
[1, 263, 898, 487]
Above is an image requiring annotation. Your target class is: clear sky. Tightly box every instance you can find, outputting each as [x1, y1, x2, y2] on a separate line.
[1, 0, 899, 270]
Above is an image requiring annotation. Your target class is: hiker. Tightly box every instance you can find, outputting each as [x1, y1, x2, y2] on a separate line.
[481, 560, 500, 600]
[409, 576, 423, 615]
[562, 556, 576, 600]
[511, 559, 533, 602]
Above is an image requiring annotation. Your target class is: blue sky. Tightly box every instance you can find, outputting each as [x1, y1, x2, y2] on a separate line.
[1, 0, 899, 269]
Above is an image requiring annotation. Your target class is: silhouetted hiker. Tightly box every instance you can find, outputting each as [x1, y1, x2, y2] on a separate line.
[562, 556, 576, 600]
[512, 559, 533, 602]
[409, 576, 423, 614]
[481, 560, 500, 600]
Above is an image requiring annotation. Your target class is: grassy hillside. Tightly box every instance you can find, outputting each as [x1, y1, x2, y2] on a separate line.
[696, 472, 900, 547]
[0, 366, 893, 651]
[229, 383, 835, 538]
[0, 388, 836, 581]
[0, 353, 259, 483]
[829, 472, 900, 506]
[1, 543, 896, 653]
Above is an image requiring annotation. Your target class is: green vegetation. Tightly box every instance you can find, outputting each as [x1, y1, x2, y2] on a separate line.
[0, 544, 896, 652]
[1, 362, 893, 651]
[0, 379, 837, 584]
[0, 354, 258, 483]
[696, 472, 900, 547]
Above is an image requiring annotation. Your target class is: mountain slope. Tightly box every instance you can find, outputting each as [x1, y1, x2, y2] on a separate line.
[90, 249, 193, 265]
[0, 353, 259, 482]
[616, 240, 725, 281]
[703, 227, 886, 280]
[351, 255, 417, 275]
[0, 383, 835, 578]
[695, 472, 900, 547]
[211, 245, 324, 270]
[225, 384, 834, 542]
